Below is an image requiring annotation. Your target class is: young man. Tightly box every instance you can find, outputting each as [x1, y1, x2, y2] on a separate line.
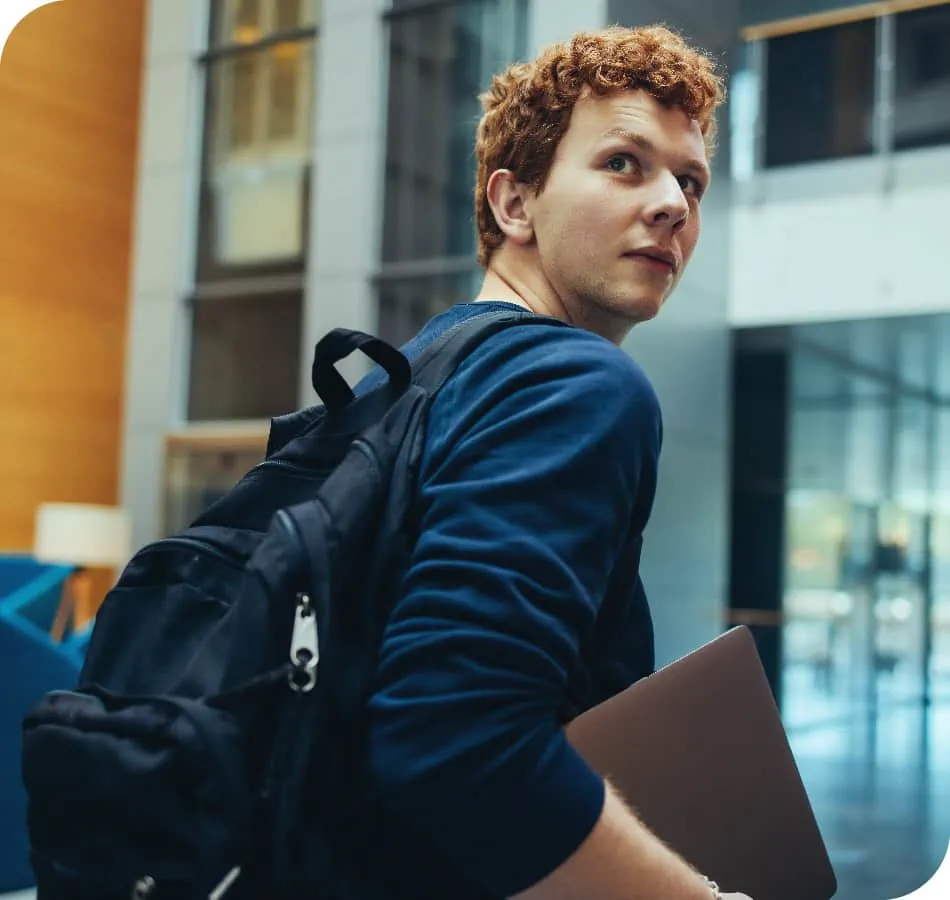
[360, 25, 753, 900]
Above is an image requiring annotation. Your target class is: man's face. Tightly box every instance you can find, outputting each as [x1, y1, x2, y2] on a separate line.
[524, 89, 709, 330]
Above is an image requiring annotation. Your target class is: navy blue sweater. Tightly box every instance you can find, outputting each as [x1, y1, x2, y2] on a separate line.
[358, 302, 662, 897]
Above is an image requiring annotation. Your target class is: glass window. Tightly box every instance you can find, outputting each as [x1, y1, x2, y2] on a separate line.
[212, 0, 318, 46]
[184, 0, 319, 427]
[893, 395, 932, 512]
[381, 0, 528, 265]
[199, 0, 319, 277]
[163, 435, 267, 534]
[763, 19, 876, 168]
[377, 269, 483, 347]
[187, 290, 303, 421]
[936, 407, 950, 514]
[933, 407, 950, 699]
[894, 4, 950, 151]
[729, 66, 761, 182]
[378, 0, 527, 343]
[200, 38, 315, 271]
[931, 513, 950, 699]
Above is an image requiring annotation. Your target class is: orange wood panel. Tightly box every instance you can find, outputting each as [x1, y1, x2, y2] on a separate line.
[0, 0, 146, 563]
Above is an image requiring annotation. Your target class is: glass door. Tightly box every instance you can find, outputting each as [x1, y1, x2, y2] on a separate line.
[782, 492, 876, 728]
[871, 505, 929, 705]
[930, 515, 950, 701]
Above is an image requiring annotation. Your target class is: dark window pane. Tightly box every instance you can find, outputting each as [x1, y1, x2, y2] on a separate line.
[188, 292, 302, 421]
[381, 0, 528, 264]
[764, 20, 876, 167]
[163, 437, 266, 533]
[894, 5, 950, 151]
[378, 270, 482, 346]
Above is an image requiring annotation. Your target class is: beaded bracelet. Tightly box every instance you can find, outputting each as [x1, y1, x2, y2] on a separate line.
[703, 876, 723, 899]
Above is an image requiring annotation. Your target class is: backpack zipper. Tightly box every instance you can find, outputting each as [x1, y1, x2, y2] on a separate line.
[140, 536, 246, 570]
[252, 457, 334, 477]
[260, 510, 323, 891]
[351, 436, 382, 476]
[287, 591, 319, 693]
[274, 509, 321, 695]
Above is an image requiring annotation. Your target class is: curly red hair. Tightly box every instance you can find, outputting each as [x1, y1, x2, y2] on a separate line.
[474, 25, 725, 267]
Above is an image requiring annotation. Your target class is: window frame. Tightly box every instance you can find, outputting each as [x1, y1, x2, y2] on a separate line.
[740, 0, 950, 174]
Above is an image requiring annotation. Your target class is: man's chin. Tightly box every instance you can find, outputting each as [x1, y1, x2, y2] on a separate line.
[620, 291, 666, 325]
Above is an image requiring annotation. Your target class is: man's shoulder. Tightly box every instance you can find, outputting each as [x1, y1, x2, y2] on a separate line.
[393, 303, 654, 401]
[420, 313, 662, 472]
[456, 315, 659, 413]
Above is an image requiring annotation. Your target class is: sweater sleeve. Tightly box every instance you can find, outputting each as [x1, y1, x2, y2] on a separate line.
[366, 323, 662, 896]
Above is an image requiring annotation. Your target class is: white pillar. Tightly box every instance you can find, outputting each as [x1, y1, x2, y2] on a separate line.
[120, 0, 209, 550]
[299, 0, 390, 398]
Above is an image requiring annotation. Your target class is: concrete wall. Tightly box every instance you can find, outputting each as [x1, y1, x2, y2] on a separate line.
[730, 146, 950, 326]
[610, 0, 740, 664]
[120, 0, 209, 553]
[300, 0, 390, 398]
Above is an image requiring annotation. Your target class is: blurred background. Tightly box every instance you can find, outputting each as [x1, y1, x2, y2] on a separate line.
[1, 0, 949, 897]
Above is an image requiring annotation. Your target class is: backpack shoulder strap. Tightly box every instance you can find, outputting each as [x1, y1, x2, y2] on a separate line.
[410, 308, 566, 395]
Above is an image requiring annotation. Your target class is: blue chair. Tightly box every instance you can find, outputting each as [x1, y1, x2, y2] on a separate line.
[0, 556, 82, 893]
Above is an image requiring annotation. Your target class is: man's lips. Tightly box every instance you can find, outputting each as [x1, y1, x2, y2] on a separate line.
[624, 248, 677, 272]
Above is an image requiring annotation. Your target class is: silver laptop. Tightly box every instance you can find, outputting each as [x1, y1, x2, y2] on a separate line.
[566, 626, 837, 900]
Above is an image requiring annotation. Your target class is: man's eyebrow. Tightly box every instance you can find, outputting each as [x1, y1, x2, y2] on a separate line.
[601, 127, 710, 181]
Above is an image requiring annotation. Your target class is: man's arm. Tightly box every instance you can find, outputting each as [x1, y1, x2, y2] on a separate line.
[513, 783, 749, 899]
[368, 326, 744, 897]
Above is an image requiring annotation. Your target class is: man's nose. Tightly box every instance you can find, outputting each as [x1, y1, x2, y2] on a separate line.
[644, 172, 690, 231]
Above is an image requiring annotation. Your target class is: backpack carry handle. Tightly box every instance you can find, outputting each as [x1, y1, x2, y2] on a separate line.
[311, 329, 411, 411]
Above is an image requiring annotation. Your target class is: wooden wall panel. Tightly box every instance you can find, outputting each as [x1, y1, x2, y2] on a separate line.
[0, 0, 146, 556]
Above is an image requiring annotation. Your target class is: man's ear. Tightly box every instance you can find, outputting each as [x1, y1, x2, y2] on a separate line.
[485, 169, 534, 248]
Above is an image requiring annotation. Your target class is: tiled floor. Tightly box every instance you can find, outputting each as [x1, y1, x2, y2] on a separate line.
[789, 699, 950, 899]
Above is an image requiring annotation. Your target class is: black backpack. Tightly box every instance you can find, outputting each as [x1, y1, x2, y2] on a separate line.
[21, 308, 556, 900]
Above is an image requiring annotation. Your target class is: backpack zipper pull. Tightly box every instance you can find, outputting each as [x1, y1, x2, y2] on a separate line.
[208, 865, 242, 900]
[288, 592, 319, 693]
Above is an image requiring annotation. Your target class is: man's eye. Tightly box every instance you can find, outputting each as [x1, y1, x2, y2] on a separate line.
[606, 154, 638, 174]
[679, 174, 705, 198]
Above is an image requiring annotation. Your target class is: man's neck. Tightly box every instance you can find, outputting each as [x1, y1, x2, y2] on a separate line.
[474, 262, 573, 325]
[474, 261, 631, 346]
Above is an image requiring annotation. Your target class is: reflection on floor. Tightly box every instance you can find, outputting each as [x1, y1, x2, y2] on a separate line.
[789, 699, 950, 900]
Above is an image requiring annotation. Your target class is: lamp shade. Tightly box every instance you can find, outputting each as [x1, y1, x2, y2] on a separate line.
[34, 503, 131, 569]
